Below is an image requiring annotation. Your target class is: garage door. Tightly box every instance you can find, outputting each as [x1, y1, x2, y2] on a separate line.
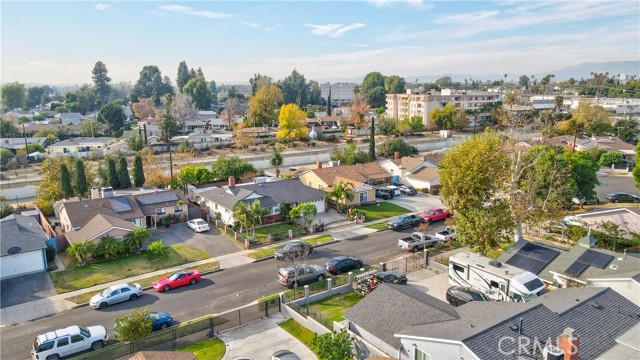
[1, 251, 45, 279]
[313, 200, 326, 213]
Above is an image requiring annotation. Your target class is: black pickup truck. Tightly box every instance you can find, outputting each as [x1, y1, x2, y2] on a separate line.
[387, 214, 423, 231]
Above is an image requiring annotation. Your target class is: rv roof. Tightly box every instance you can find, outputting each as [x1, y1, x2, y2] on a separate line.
[450, 251, 532, 278]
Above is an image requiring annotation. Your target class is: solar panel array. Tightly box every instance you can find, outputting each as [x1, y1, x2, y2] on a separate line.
[109, 198, 132, 213]
[564, 249, 614, 277]
[505, 242, 560, 274]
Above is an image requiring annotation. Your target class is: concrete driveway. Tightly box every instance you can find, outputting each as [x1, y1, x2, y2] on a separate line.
[386, 193, 445, 212]
[0, 272, 56, 308]
[146, 223, 243, 257]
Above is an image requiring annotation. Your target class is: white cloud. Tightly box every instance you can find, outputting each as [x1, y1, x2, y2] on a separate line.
[95, 3, 111, 11]
[368, 0, 429, 9]
[305, 23, 365, 38]
[242, 22, 276, 31]
[156, 5, 232, 19]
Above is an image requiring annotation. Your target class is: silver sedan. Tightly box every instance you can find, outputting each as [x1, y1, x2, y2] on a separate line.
[90, 283, 143, 309]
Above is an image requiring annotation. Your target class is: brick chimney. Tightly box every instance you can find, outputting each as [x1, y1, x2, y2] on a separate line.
[394, 151, 400, 160]
[228, 176, 236, 187]
[316, 161, 322, 169]
[558, 328, 579, 360]
[91, 187, 100, 200]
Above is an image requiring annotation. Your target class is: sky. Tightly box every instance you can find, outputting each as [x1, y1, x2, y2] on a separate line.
[1, 0, 639, 86]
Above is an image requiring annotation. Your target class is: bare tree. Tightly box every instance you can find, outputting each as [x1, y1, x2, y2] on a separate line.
[172, 93, 198, 134]
[221, 98, 237, 130]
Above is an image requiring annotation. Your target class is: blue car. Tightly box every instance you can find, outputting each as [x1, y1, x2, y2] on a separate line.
[114, 311, 173, 337]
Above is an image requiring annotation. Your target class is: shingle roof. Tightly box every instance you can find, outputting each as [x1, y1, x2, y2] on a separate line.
[233, 179, 326, 204]
[56, 196, 144, 229]
[0, 214, 47, 256]
[407, 167, 439, 181]
[65, 214, 137, 244]
[50, 137, 114, 147]
[303, 162, 389, 187]
[344, 284, 459, 348]
[198, 187, 255, 210]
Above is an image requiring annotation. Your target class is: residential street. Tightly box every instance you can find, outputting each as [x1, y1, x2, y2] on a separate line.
[0, 223, 448, 360]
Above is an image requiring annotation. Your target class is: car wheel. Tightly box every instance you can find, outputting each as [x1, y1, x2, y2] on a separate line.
[401, 280, 407, 285]
[91, 340, 104, 351]
[317, 274, 325, 281]
[335, 269, 342, 275]
[161, 323, 169, 329]
[614, 199, 620, 203]
[129, 294, 138, 301]
[189, 278, 197, 285]
[99, 302, 108, 309]
[163, 285, 171, 292]
[291, 281, 298, 288]
[412, 246, 419, 253]
[46, 354, 60, 360]
[448, 298, 458, 307]
[427, 219, 432, 224]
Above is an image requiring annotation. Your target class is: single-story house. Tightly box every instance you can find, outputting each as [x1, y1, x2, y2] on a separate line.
[0, 137, 48, 152]
[172, 129, 233, 149]
[195, 177, 327, 225]
[0, 214, 48, 279]
[47, 137, 114, 158]
[297, 162, 390, 208]
[572, 208, 640, 237]
[345, 284, 640, 360]
[55, 112, 83, 125]
[235, 126, 278, 144]
[64, 213, 138, 245]
[378, 155, 440, 191]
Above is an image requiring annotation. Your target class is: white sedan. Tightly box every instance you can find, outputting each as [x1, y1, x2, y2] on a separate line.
[434, 228, 458, 241]
[187, 218, 210, 232]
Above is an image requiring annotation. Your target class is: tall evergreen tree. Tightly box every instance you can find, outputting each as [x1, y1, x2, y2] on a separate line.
[106, 157, 120, 189]
[118, 156, 132, 189]
[176, 61, 192, 92]
[369, 116, 376, 161]
[60, 164, 74, 199]
[133, 154, 145, 187]
[158, 94, 179, 181]
[75, 160, 88, 197]
[92, 61, 112, 107]
[326, 86, 332, 116]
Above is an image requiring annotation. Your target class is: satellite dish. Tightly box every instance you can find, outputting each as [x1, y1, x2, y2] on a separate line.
[8, 247, 22, 255]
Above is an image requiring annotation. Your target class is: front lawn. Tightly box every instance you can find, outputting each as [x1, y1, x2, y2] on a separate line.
[51, 246, 210, 294]
[245, 235, 334, 259]
[254, 223, 302, 243]
[305, 292, 364, 326]
[364, 222, 389, 230]
[176, 338, 225, 360]
[279, 319, 318, 356]
[355, 202, 411, 222]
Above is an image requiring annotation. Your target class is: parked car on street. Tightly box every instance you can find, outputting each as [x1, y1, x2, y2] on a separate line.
[324, 255, 363, 275]
[419, 207, 452, 224]
[90, 283, 142, 309]
[277, 264, 326, 288]
[398, 185, 417, 196]
[386, 185, 401, 196]
[434, 228, 458, 241]
[606, 192, 640, 203]
[274, 241, 313, 261]
[32, 325, 108, 360]
[446, 286, 490, 307]
[187, 218, 210, 232]
[387, 214, 423, 231]
[375, 187, 394, 200]
[572, 195, 599, 206]
[152, 270, 201, 292]
[398, 232, 442, 252]
[114, 311, 173, 337]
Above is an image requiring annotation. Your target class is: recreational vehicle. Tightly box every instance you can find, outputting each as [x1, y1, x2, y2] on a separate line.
[448, 251, 546, 302]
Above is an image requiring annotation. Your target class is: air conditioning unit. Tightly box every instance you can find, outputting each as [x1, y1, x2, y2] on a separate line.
[543, 345, 564, 360]
[254, 177, 267, 184]
[328, 161, 341, 167]
[100, 187, 114, 198]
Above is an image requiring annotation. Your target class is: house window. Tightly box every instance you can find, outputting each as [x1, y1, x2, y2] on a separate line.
[359, 192, 367, 203]
[414, 349, 431, 360]
[156, 207, 166, 215]
[308, 181, 312, 187]
[174, 204, 183, 212]
[319, 184, 324, 190]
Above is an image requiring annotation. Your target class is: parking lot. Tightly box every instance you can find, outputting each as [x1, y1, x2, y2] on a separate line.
[146, 223, 243, 257]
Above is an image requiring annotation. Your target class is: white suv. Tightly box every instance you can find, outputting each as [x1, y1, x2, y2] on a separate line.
[32, 325, 107, 360]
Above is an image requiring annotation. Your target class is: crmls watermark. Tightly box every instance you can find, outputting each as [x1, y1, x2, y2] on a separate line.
[497, 336, 578, 356]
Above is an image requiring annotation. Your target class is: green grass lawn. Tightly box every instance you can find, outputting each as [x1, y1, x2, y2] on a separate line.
[355, 202, 411, 222]
[306, 292, 364, 325]
[245, 235, 334, 259]
[364, 222, 389, 230]
[65, 260, 220, 304]
[51, 246, 210, 294]
[176, 338, 225, 360]
[254, 223, 298, 241]
[279, 319, 318, 355]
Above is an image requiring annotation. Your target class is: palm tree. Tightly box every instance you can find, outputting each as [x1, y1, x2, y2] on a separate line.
[233, 202, 250, 238]
[270, 146, 283, 178]
[97, 236, 123, 259]
[247, 199, 270, 239]
[65, 240, 96, 265]
[123, 227, 152, 254]
[325, 180, 355, 213]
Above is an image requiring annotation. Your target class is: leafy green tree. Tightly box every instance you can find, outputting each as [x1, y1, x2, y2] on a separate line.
[118, 156, 132, 189]
[65, 240, 96, 265]
[133, 154, 145, 187]
[106, 157, 120, 189]
[384, 75, 405, 94]
[176, 60, 194, 92]
[376, 117, 397, 136]
[60, 164, 74, 199]
[325, 180, 354, 213]
[431, 103, 457, 130]
[158, 94, 179, 180]
[634, 142, 640, 191]
[247, 199, 269, 239]
[330, 142, 369, 165]
[96, 236, 124, 259]
[270, 146, 283, 178]
[249, 73, 273, 96]
[211, 156, 256, 181]
[1, 82, 27, 110]
[98, 102, 126, 137]
[123, 227, 151, 254]
[248, 84, 283, 127]
[75, 85, 97, 114]
[182, 76, 212, 110]
[308, 80, 322, 105]
[0, 120, 20, 137]
[278, 69, 308, 106]
[126, 134, 144, 152]
[0, 194, 13, 219]
[80, 120, 102, 137]
[133, 65, 167, 106]
[92, 61, 112, 106]
[289, 203, 317, 226]
[17, 116, 31, 124]
[401, 115, 425, 133]
[613, 119, 639, 143]
[377, 138, 418, 158]
[312, 328, 354, 360]
[361, 71, 386, 108]
[563, 150, 600, 208]
[369, 116, 376, 161]
[276, 104, 308, 141]
[453, 109, 469, 130]
[0, 148, 16, 164]
[177, 166, 213, 186]
[114, 308, 153, 342]
[75, 160, 89, 197]
[599, 151, 623, 166]
[27, 86, 50, 108]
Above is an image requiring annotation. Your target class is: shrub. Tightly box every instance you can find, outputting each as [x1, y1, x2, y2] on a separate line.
[45, 245, 56, 262]
[429, 187, 440, 195]
[599, 151, 623, 166]
[147, 240, 167, 259]
[96, 236, 124, 259]
[565, 226, 588, 241]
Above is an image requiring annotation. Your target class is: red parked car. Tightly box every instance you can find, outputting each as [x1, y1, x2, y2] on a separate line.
[419, 207, 452, 224]
[152, 270, 201, 292]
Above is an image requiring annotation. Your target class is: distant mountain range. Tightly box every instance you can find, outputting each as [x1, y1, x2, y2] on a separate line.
[314, 60, 640, 84]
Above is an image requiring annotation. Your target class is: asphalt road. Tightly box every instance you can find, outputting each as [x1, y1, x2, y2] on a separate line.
[0, 223, 447, 360]
[595, 172, 640, 202]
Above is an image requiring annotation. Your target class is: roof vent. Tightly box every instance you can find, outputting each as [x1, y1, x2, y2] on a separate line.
[609, 264, 619, 270]
[489, 260, 502, 268]
[590, 302, 602, 310]
[509, 324, 519, 332]
[8, 247, 22, 255]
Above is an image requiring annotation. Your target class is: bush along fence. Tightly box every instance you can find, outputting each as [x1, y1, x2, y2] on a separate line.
[69, 299, 280, 360]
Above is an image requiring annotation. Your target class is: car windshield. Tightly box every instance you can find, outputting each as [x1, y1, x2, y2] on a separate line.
[282, 244, 296, 251]
[100, 288, 111, 297]
[79, 326, 90, 338]
[392, 216, 403, 222]
[424, 210, 434, 215]
[169, 272, 182, 281]
[147, 313, 160, 320]
[327, 258, 340, 265]
[195, 220, 205, 225]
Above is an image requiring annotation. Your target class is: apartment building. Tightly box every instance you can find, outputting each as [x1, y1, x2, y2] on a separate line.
[320, 82, 357, 107]
[386, 88, 501, 129]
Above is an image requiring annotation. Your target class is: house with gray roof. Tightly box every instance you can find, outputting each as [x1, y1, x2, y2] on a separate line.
[0, 214, 48, 279]
[195, 178, 327, 226]
[172, 129, 233, 149]
[0, 137, 48, 152]
[346, 284, 640, 360]
[498, 239, 640, 304]
[54, 112, 82, 125]
[47, 137, 114, 158]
